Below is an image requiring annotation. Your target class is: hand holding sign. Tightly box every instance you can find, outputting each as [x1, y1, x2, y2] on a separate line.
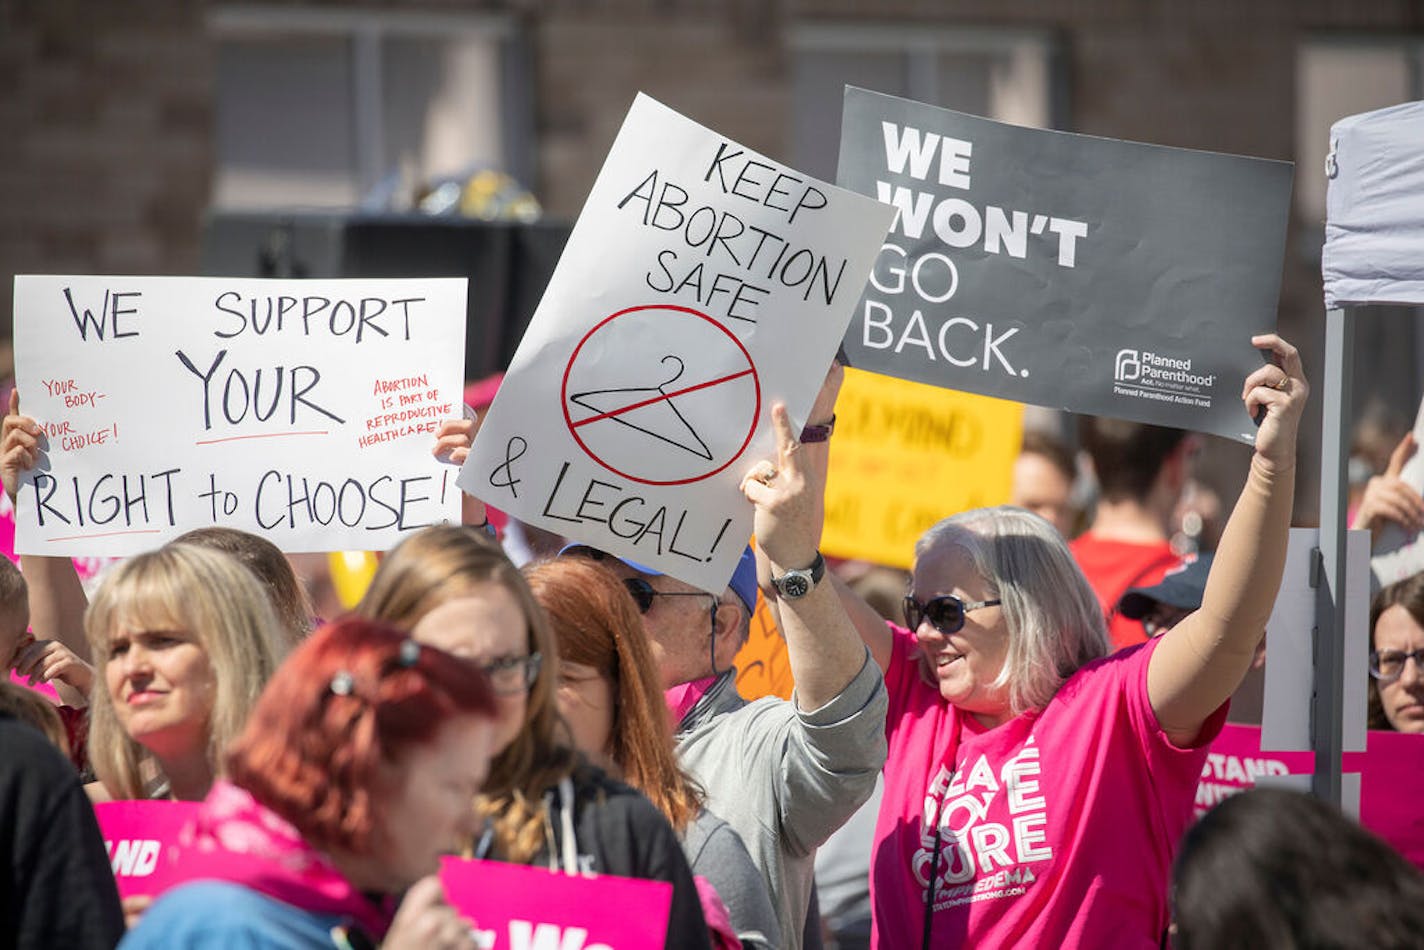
[1, 390, 41, 504]
[385, 875, 485, 950]
[431, 411, 489, 529]
[1242, 334, 1309, 473]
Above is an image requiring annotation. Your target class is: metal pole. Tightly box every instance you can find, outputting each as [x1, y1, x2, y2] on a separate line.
[1313, 307, 1352, 805]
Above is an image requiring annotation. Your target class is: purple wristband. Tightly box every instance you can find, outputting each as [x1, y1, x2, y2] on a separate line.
[799, 414, 836, 443]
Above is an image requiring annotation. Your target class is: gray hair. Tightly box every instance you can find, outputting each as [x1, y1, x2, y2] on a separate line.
[915, 506, 1108, 715]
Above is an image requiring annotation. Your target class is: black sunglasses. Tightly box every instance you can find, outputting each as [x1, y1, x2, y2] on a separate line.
[902, 593, 1002, 634]
[623, 577, 716, 615]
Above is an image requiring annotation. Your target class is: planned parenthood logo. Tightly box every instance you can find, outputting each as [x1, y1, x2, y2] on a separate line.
[1114, 350, 1141, 383]
[1111, 348, 1216, 410]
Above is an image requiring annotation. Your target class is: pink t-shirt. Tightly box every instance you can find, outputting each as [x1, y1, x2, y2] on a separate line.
[871, 624, 1225, 949]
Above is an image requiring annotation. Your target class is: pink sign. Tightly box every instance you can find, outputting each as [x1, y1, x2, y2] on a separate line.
[1195, 723, 1314, 818]
[93, 799, 199, 898]
[1351, 729, 1424, 869]
[440, 856, 672, 950]
[1198, 724, 1424, 869]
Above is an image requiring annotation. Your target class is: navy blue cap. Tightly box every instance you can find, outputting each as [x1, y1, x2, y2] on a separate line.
[559, 542, 759, 616]
[1118, 552, 1214, 619]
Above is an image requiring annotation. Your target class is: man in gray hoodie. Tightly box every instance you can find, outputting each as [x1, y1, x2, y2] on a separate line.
[564, 381, 887, 950]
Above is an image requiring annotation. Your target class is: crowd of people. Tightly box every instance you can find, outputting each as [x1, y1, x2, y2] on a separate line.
[5, 331, 1424, 950]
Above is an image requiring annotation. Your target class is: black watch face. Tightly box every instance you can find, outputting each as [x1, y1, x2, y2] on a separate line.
[780, 573, 812, 598]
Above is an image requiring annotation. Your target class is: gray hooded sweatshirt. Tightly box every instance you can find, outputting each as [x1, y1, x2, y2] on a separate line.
[676, 649, 888, 950]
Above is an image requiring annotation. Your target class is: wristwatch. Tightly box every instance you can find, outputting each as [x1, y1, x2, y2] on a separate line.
[771, 553, 826, 600]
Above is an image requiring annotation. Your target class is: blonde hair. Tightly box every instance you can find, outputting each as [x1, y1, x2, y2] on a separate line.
[916, 506, 1108, 715]
[85, 543, 294, 799]
[357, 525, 576, 863]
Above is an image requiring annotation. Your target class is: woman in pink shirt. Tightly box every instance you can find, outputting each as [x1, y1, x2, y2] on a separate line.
[755, 335, 1306, 948]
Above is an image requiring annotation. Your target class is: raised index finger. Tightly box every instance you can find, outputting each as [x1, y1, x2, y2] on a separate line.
[1386, 432, 1418, 479]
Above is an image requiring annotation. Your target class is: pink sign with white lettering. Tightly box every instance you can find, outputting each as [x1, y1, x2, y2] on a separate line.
[1198, 724, 1424, 870]
[439, 856, 672, 950]
[93, 800, 199, 898]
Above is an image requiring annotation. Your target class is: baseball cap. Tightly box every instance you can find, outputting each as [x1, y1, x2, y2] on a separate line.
[1118, 552, 1214, 620]
[559, 542, 759, 616]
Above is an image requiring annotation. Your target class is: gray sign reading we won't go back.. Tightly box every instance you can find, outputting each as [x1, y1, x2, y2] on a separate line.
[836, 86, 1294, 443]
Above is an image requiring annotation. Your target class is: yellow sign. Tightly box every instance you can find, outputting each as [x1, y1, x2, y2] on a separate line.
[734, 592, 794, 701]
[821, 368, 1023, 568]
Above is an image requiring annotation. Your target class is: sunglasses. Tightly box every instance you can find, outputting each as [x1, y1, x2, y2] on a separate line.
[623, 577, 717, 615]
[902, 594, 1002, 634]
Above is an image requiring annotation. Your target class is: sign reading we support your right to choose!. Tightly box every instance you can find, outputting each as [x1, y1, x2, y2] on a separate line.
[837, 86, 1294, 444]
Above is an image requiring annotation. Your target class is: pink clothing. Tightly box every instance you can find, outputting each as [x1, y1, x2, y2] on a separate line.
[172, 780, 397, 939]
[872, 625, 1224, 949]
[665, 675, 717, 724]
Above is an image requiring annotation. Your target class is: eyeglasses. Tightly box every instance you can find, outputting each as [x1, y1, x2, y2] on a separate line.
[480, 653, 542, 696]
[623, 577, 717, 615]
[902, 594, 1001, 634]
[1369, 648, 1424, 684]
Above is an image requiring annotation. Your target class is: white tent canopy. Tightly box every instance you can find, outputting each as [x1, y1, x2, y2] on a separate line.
[1323, 100, 1424, 309]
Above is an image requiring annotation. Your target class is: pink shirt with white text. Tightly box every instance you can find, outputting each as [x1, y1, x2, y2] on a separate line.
[871, 626, 1224, 948]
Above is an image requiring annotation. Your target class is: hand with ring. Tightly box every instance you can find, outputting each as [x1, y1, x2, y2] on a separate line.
[1242, 334, 1308, 472]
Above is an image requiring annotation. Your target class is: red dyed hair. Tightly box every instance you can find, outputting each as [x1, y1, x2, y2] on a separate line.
[226, 616, 496, 855]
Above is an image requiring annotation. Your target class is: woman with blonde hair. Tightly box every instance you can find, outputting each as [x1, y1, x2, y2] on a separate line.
[358, 524, 711, 949]
[526, 555, 780, 948]
[86, 543, 293, 802]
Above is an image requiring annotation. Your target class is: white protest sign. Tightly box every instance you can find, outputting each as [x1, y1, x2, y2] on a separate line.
[12, 276, 466, 555]
[461, 94, 894, 591]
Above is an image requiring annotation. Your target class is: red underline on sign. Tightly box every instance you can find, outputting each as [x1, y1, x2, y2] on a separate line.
[571, 369, 756, 429]
[195, 431, 330, 446]
[47, 529, 163, 542]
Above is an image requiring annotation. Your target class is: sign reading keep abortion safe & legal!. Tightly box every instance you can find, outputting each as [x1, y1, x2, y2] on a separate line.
[12, 276, 466, 556]
[837, 87, 1294, 444]
[462, 93, 895, 592]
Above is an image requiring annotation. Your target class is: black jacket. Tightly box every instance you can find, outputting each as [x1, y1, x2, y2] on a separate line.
[506, 763, 712, 950]
[0, 713, 124, 950]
